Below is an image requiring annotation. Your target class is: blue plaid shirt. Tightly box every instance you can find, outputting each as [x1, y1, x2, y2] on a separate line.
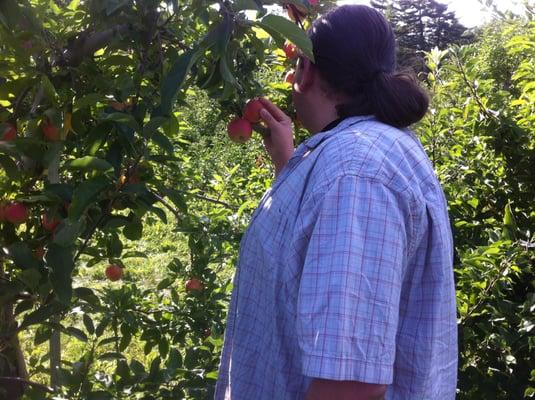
[215, 116, 458, 399]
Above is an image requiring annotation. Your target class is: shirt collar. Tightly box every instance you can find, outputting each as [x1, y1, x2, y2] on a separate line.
[302, 115, 376, 150]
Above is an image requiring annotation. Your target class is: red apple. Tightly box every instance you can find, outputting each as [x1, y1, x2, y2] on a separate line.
[203, 328, 212, 339]
[4, 202, 28, 225]
[243, 99, 264, 123]
[110, 101, 128, 112]
[105, 264, 123, 281]
[309, 0, 318, 6]
[42, 213, 61, 232]
[41, 119, 60, 141]
[283, 42, 298, 60]
[1, 123, 17, 141]
[185, 278, 204, 293]
[227, 118, 252, 143]
[22, 40, 33, 50]
[284, 70, 295, 85]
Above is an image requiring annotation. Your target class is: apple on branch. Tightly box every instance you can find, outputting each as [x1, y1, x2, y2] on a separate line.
[1, 122, 17, 141]
[41, 213, 61, 232]
[3, 202, 29, 225]
[41, 118, 60, 141]
[105, 264, 124, 281]
[227, 118, 252, 143]
[185, 278, 204, 293]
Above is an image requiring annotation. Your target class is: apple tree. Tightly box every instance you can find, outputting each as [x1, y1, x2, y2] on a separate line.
[0, 0, 322, 398]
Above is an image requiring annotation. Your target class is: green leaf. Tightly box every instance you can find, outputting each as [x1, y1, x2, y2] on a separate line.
[19, 301, 65, 330]
[75, 93, 106, 110]
[122, 251, 148, 258]
[106, 233, 123, 258]
[157, 277, 174, 290]
[41, 75, 59, 106]
[67, 156, 114, 172]
[6, 242, 39, 270]
[102, 112, 140, 131]
[65, 326, 88, 342]
[166, 348, 182, 371]
[87, 391, 113, 400]
[151, 130, 174, 154]
[69, 176, 110, 219]
[0, 154, 20, 179]
[205, 370, 219, 380]
[46, 244, 75, 304]
[75, 287, 99, 305]
[53, 219, 82, 247]
[257, 15, 314, 61]
[83, 314, 95, 335]
[160, 49, 198, 115]
[98, 337, 120, 347]
[98, 352, 126, 361]
[123, 218, 143, 240]
[150, 206, 167, 223]
[143, 116, 168, 137]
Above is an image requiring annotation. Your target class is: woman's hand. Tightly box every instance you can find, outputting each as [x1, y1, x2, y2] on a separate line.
[257, 97, 294, 176]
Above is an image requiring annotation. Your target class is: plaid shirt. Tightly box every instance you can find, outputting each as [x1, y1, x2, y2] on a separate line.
[215, 116, 458, 399]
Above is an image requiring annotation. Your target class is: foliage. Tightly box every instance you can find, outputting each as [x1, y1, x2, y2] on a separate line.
[0, 0, 316, 398]
[420, 16, 535, 399]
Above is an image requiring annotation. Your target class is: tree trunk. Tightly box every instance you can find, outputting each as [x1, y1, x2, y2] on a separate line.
[0, 264, 27, 400]
[49, 316, 61, 389]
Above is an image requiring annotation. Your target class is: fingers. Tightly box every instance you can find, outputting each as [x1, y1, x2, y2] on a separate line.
[258, 97, 290, 123]
[259, 108, 277, 128]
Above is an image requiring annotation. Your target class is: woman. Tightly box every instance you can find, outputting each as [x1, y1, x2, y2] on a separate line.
[215, 5, 457, 399]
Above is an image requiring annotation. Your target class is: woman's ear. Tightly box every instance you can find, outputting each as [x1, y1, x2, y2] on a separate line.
[293, 56, 315, 94]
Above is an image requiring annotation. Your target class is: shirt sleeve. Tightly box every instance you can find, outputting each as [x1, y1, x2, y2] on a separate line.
[297, 175, 411, 385]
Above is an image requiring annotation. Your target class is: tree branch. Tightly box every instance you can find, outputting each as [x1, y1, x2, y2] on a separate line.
[149, 189, 183, 221]
[58, 24, 132, 67]
[0, 376, 54, 393]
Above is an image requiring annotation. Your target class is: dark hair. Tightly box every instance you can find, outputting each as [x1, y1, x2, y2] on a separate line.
[309, 5, 429, 128]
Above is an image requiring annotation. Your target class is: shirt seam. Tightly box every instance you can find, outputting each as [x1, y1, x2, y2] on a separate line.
[304, 173, 419, 262]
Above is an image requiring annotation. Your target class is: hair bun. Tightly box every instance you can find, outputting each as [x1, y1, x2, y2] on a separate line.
[368, 72, 429, 128]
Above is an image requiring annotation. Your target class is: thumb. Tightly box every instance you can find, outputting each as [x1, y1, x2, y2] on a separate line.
[260, 108, 277, 127]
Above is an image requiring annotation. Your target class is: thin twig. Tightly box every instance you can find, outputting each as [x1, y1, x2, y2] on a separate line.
[193, 193, 237, 209]
[149, 189, 182, 220]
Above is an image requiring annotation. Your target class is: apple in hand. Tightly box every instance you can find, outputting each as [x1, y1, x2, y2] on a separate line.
[243, 99, 264, 123]
[284, 70, 295, 85]
[227, 118, 252, 143]
[41, 119, 60, 141]
[185, 278, 204, 293]
[1, 123, 17, 141]
[105, 264, 123, 281]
